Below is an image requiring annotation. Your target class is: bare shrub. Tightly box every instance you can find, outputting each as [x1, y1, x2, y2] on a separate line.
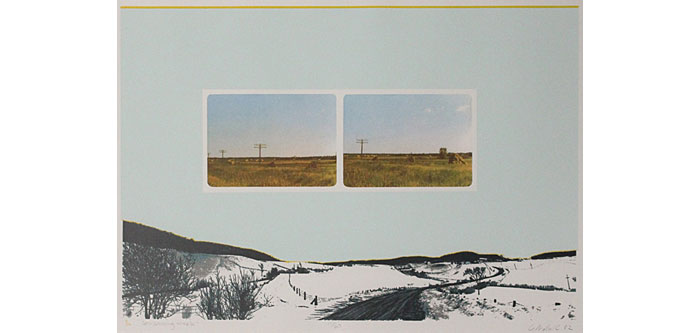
[122, 242, 196, 319]
[197, 273, 226, 319]
[198, 269, 267, 320]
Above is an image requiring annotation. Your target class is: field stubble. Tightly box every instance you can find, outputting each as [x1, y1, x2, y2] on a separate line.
[343, 154, 472, 187]
[208, 157, 336, 187]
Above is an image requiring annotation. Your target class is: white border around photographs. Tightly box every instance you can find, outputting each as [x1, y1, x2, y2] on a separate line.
[202, 89, 477, 193]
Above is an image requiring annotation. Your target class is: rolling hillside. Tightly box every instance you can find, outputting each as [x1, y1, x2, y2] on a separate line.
[122, 220, 279, 261]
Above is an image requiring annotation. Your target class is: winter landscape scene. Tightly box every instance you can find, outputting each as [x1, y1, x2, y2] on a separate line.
[121, 221, 578, 329]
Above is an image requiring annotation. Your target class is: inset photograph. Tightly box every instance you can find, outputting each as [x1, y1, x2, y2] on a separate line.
[344, 94, 475, 187]
[207, 94, 336, 187]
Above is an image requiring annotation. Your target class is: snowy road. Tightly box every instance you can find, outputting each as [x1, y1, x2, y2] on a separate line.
[322, 266, 505, 320]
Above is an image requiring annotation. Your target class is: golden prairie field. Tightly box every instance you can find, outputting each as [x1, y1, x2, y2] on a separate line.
[208, 157, 336, 187]
[343, 153, 472, 187]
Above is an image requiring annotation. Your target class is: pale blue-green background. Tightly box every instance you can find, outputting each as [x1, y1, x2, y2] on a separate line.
[120, 9, 579, 261]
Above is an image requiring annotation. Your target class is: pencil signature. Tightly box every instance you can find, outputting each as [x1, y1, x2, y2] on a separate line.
[528, 323, 575, 331]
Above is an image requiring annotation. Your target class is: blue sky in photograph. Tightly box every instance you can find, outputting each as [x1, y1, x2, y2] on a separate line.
[208, 94, 336, 157]
[343, 94, 474, 154]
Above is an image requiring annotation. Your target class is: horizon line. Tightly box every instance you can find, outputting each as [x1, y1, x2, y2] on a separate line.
[123, 220, 575, 262]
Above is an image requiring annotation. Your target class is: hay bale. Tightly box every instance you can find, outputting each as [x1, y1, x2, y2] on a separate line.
[372, 155, 378, 161]
[227, 159, 235, 165]
[449, 153, 467, 165]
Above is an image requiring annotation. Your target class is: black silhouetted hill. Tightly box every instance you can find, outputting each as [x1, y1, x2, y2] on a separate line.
[321, 251, 508, 266]
[122, 220, 279, 261]
[530, 250, 576, 260]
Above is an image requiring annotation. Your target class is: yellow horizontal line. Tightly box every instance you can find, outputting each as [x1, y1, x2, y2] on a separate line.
[120, 6, 579, 9]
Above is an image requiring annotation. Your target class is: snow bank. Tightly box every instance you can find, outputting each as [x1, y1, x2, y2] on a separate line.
[291, 265, 433, 298]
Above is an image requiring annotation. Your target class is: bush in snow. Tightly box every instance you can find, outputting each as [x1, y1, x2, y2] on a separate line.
[198, 273, 226, 319]
[198, 269, 266, 320]
[122, 242, 196, 319]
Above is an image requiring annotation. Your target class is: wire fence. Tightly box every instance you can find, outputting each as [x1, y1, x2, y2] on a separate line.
[287, 274, 343, 305]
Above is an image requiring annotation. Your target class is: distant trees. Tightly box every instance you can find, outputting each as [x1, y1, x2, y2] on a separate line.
[465, 266, 487, 281]
[197, 269, 268, 320]
[265, 267, 280, 280]
[122, 242, 196, 319]
[464, 266, 488, 295]
[291, 263, 310, 274]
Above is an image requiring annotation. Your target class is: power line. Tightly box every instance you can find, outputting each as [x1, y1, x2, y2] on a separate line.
[355, 139, 367, 155]
[253, 143, 267, 162]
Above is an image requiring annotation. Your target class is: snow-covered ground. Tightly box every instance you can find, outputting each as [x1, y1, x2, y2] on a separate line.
[252, 273, 321, 321]
[191, 253, 329, 280]
[405, 261, 502, 283]
[497, 257, 578, 290]
[290, 265, 433, 298]
[419, 256, 578, 325]
[123, 251, 579, 329]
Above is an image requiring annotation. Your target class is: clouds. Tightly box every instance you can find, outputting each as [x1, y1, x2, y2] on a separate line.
[344, 94, 475, 153]
[456, 104, 471, 113]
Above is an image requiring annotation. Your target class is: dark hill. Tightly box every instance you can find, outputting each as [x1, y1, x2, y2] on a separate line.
[530, 250, 576, 260]
[122, 220, 279, 261]
[322, 251, 508, 266]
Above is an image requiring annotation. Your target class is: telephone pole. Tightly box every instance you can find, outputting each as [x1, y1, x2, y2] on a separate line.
[253, 143, 267, 162]
[219, 149, 226, 158]
[356, 139, 368, 155]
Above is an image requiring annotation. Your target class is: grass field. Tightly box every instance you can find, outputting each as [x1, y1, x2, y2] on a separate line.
[343, 153, 472, 187]
[208, 157, 336, 187]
